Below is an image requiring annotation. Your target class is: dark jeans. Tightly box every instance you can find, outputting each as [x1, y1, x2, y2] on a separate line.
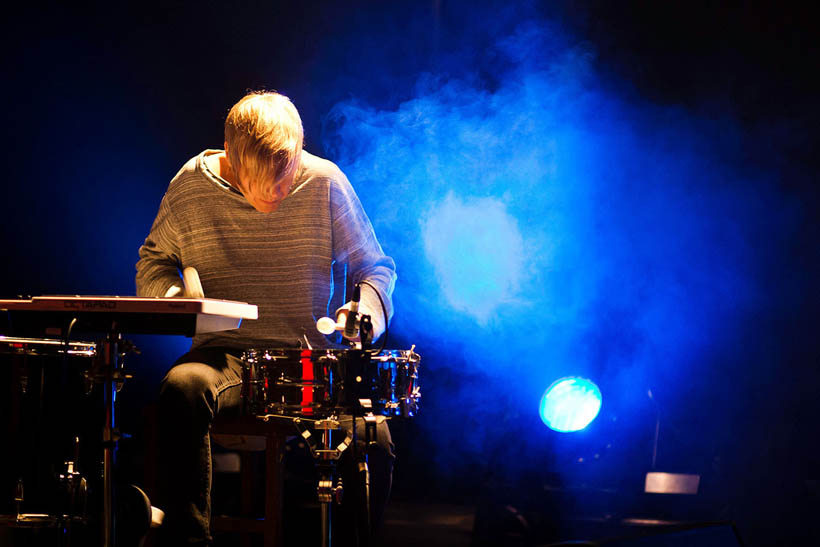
[155, 347, 395, 546]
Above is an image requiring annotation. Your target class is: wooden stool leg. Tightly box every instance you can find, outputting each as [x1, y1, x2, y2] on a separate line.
[210, 419, 290, 546]
[264, 433, 284, 547]
[240, 451, 255, 547]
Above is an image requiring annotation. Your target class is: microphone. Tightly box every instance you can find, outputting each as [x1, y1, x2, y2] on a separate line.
[343, 284, 361, 339]
[316, 284, 363, 340]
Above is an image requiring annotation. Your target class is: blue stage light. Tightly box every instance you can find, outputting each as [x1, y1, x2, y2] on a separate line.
[540, 377, 602, 432]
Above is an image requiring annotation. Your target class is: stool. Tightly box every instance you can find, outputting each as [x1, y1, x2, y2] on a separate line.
[209, 416, 292, 547]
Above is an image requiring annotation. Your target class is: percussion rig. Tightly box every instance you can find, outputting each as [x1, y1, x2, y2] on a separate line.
[0, 331, 140, 546]
[239, 295, 420, 547]
[0, 295, 257, 547]
[0, 294, 418, 547]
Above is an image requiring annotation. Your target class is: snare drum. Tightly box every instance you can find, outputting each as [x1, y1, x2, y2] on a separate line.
[370, 349, 420, 417]
[241, 348, 355, 417]
[241, 348, 420, 417]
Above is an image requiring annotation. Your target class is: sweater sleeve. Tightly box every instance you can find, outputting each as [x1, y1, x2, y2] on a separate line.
[135, 191, 184, 298]
[330, 169, 397, 339]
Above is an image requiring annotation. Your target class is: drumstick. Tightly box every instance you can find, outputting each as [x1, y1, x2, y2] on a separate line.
[182, 267, 205, 298]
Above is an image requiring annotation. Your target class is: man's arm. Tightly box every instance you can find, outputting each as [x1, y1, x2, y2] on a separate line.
[330, 170, 397, 341]
[135, 194, 184, 298]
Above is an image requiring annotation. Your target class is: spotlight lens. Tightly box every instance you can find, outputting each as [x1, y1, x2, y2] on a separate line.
[540, 377, 602, 432]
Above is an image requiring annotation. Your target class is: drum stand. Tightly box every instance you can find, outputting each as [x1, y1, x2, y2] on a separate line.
[249, 325, 395, 547]
[257, 414, 347, 547]
[84, 330, 134, 547]
[313, 417, 345, 547]
[259, 409, 377, 547]
[303, 411, 378, 547]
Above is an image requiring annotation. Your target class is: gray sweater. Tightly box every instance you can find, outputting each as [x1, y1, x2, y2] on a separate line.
[136, 149, 396, 350]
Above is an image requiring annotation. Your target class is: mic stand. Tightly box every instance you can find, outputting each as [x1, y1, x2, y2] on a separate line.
[348, 334, 377, 547]
[350, 398, 379, 547]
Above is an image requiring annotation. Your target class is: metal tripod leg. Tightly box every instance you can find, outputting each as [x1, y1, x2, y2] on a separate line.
[90, 330, 133, 547]
[100, 332, 120, 547]
[318, 471, 333, 547]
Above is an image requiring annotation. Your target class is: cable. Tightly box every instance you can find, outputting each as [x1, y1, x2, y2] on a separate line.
[63, 316, 78, 363]
[64, 317, 78, 346]
[61, 317, 79, 453]
[356, 280, 388, 355]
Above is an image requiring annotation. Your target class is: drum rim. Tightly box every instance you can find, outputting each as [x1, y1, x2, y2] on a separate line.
[0, 513, 64, 528]
[0, 335, 96, 356]
[242, 347, 417, 358]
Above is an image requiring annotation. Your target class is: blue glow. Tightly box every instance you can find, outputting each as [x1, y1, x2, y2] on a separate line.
[540, 377, 602, 432]
[322, 7, 796, 475]
[422, 193, 524, 324]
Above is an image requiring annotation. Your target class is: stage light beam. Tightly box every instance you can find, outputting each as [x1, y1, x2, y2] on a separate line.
[540, 377, 602, 432]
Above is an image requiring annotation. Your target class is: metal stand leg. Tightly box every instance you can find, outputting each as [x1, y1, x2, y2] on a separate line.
[356, 414, 378, 547]
[316, 425, 337, 547]
[89, 330, 133, 547]
[319, 473, 332, 547]
[101, 331, 120, 547]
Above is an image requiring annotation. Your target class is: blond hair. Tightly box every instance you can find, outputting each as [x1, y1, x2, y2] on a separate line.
[224, 91, 304, 184]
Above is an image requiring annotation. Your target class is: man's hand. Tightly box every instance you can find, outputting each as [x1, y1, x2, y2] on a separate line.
[335, 305, 361, 343]
[161, 267, 204, 298]
[164, 285, 183, 298]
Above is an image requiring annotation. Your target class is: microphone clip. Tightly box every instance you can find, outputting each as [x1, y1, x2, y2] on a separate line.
[343, 284, 361, 339]
[358, 315, 373, 349]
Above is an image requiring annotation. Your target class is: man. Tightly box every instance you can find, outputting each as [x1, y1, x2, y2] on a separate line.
[136, 91, 396, 546]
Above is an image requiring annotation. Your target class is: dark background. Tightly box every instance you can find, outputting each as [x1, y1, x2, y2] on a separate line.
[1, 1, 818, 545]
